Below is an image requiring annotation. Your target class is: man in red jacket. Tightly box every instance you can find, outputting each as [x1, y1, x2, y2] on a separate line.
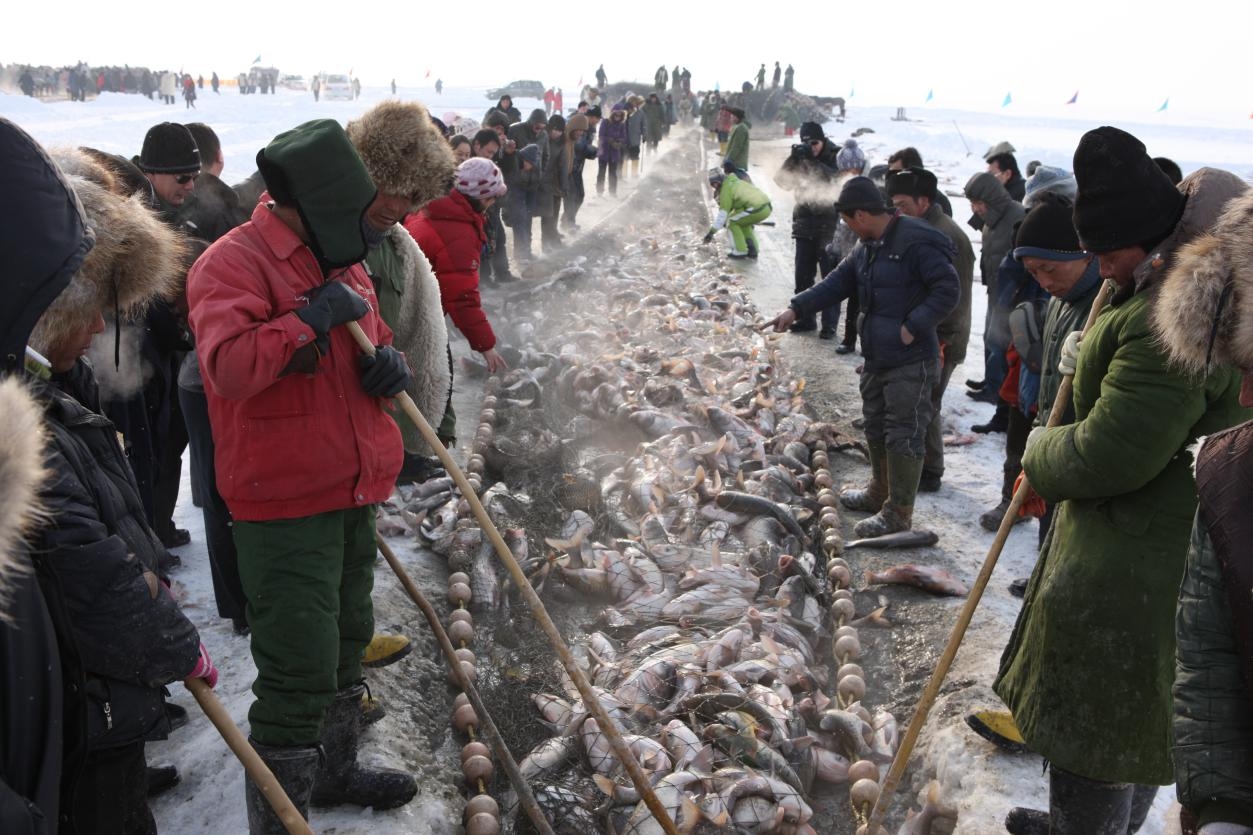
[186, 119, 416, 834]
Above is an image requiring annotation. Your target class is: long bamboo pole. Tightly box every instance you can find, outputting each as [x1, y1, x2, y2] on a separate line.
[865, 279, 1115, 832]
[346, 321, 679, 835]
[184, 678, 314, 835]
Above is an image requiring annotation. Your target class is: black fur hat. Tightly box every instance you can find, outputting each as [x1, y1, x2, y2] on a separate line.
[885, 166, 938, 201]
[137, 122, 200, 174]
[1072, 126, 1183, 253]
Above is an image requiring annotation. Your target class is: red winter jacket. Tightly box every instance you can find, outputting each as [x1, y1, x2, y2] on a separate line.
[404, 189, 496, 352]
[187, 201, 402, 522]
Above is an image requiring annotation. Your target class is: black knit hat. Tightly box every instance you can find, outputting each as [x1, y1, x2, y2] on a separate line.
[1013, 196, 1087, 262]
[1072, 126, 1184, 253]
[799, 121, 824, 142]
[137, 122, 200, 174]
[885, 166, 938, 201]
[547, 114, 566, 131]
[833, 176, 893, 214]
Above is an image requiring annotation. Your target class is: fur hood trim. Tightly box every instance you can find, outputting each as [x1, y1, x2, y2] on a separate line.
[29, 173, 187, 356]
[347, 101, 455, 210]
[0, 378, 48, 600]
[1151, 177, 1253, 376]
[386, 224, 451, 453]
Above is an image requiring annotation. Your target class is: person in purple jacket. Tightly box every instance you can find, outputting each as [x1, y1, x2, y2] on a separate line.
[597, 103, 628, 197]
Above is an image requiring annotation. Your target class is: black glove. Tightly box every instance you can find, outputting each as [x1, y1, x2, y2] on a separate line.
[790, 143, 810, 160]
[294, 281, 369, 353]
[702, 230, 715, 244]
[359, 345, 410, 398]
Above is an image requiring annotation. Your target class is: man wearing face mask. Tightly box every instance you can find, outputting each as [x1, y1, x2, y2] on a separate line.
[187, 119, 417, 834]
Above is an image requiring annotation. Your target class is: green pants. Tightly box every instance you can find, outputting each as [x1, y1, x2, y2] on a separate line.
[234, 507, 377, 746]
[727, 204, 772, 254]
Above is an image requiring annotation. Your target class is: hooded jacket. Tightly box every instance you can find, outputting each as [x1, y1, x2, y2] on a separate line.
[965, 172, 1026, 286]
[996, 169, 1253, 786]
[598, 111, 628, 164]
[404, 189, 496, 353]
[187, 201, 403, 521]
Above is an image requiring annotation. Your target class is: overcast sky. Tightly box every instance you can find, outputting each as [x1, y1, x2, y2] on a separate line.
[3, 0, 1247, 120]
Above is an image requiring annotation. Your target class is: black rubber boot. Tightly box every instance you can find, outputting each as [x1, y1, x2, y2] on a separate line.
[1005, 807, 1048, 834]
[310, 683, 417, 811]
[246, 739, 317, 835]
[1048, 765, 1158, 835]
[973, 401, 1010, 434]
[980, 464, 1026, 532]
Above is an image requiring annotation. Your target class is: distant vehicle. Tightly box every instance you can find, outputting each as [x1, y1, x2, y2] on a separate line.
[323, 74, 354, 101]
[486, 80, 545, 100]
[280, 74, 307, 91]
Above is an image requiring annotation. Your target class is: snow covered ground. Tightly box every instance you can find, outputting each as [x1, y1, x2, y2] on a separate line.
[3, 81, 1246, 834]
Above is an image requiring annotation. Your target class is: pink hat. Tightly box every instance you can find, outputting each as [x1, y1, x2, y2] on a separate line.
[454, 157, 506, 200]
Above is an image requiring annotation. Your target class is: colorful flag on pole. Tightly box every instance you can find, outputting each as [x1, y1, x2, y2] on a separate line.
[1067, 91, 1078, 104]
[1157, 97, 1169, 112]
[925, 89, 933, 103]
[252, 55, 261, 65]
[850, 85, 855, 98]
[1002, 92, 1012, 107]
[424, 69, 431, 78]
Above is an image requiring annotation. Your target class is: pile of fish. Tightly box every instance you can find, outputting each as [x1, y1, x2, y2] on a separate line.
[378, 223, 960, 833]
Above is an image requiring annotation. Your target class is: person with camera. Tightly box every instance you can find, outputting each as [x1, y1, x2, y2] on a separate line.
[773, 121, 844, 339]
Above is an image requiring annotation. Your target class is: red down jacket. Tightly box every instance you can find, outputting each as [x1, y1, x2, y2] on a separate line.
[403, 189, 496, 352]
[187, 202, 402, 522]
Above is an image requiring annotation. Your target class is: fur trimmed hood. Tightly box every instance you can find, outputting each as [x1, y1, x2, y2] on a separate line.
[0, 378, 48, 599]
[29, 168, 187, 358]
[1151, 173, 1253, 377]
[347, 101, 455, 210]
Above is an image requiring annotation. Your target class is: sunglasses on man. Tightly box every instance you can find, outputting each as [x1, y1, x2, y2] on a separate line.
[175, 172, 200, 185]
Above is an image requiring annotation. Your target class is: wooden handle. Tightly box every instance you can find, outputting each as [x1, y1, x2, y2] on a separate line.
[184, 677, 314, 835]
[345, 321, 679, 835]
[866, 279, 1115, 831]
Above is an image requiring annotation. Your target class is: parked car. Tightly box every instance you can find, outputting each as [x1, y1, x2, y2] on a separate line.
[280, 74, 307, 91]
[323, 74, 354, 101]
[486, 80, 545, 100]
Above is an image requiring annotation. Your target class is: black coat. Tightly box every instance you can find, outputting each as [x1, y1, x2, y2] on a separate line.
[775, 141, 841, 240]
[32, 363, 198, 799]
[175, 172, 249, 243]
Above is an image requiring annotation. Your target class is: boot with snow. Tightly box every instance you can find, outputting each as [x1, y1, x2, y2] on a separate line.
[840, 442, 888, 512]
[852, 453, 922, 538]
[246, 739, 317, 835]
[310, 683, 417, 810]
[361, 633, 411, 669]
[1013, 766, 1159, 835]
[965, 709, 1028, 754]
[980, 464, 1028, 532]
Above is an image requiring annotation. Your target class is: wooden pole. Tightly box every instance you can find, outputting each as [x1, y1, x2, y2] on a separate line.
[184, 677, 314, 835]
[375, 535, 556, 835]
[865, 279, 1115, 832]
[346, 321, 679, 835]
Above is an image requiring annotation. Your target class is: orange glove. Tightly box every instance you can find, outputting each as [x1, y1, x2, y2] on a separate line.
[1014, 472, 1047, 518]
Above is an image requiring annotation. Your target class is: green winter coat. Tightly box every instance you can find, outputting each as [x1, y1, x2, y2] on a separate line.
[995, 170, 1253, 786]
[725, 121, 750, 169]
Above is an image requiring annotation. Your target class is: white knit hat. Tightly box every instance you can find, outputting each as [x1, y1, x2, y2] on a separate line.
[454, 157, 506, 200]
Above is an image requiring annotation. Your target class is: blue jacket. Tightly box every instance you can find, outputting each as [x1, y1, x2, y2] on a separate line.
[792, 214, 959, 372]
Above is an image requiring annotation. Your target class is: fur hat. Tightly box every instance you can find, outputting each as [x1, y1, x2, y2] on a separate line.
[565, 114, 589, 139]
[454, 158, 506, 200]
[29, 174, 186, 358]
[136, 122, 201, 174]
[1072, 126, 1184, 253]
[346, 100, 455, 210]
[257, 119, 376, 269]
[0, 378, 48, 599]
[1023, 165, 1077, 209]
[885, 166, 938, 201]
[1152, 180, 1253, 376]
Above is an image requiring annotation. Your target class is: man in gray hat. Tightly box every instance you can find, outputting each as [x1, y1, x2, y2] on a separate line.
[765, 176, 959, 537]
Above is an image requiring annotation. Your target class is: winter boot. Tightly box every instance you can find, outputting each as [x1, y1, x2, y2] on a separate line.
[852, 453, 923, 538]
[1004, 807, 1049, 835]
[980, 464, 1028, 532]
[972, 401, 1010, 434]
[745, 238, 758, 259]
[965, 709, 1028, 754]
[246, 739, 317, 835]
[361, 633, 411, 669]
[840, 442, 888, 512]
[310, 683, 417, 810]
[1034, 766, 1158, 835]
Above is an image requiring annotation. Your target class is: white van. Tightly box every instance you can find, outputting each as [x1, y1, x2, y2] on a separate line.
[323, 74, 354, 101]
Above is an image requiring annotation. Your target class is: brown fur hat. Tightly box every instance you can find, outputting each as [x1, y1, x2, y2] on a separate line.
[346, 100, 455, 210]
[0, 378, 48, 602]
[29, 172, 186, 357]
[1152, 180, 1253, 376]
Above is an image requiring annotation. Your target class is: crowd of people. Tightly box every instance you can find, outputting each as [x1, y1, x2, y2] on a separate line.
[3, 58, 1253, 835]
[4, 63, 228, 102]
[762, 123, 1253, 835]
